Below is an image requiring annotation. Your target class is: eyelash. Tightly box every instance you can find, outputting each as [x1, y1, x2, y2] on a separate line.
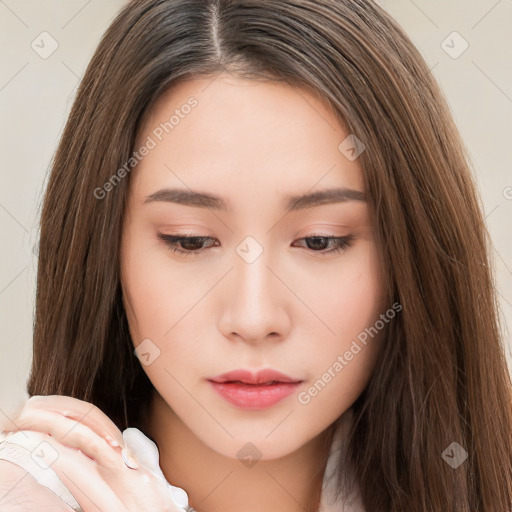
[156, 233, 354, 257]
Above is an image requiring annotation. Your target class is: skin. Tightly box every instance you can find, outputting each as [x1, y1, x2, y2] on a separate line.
[120, 73, 388, 512]
[0, 396, 181, 511]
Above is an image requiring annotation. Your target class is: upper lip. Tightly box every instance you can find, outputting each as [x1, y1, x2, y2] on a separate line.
[208, 369, 302, 385]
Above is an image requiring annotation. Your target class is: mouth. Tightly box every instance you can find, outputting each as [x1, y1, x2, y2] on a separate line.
[207, 369, 304, 410]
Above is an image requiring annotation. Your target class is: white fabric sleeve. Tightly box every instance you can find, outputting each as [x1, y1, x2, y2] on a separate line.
[0, 430, 84, 511]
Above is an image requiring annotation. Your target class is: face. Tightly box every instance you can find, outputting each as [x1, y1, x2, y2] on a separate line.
[120, 73, 388, 460]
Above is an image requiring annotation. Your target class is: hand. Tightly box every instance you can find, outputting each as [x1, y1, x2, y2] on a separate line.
[0, 395, 188, 512]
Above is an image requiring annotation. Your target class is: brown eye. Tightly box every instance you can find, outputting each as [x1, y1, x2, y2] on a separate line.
[157, 234, 218, 255]
[156, 233, 353, 257]
[293, 236, 353, 255]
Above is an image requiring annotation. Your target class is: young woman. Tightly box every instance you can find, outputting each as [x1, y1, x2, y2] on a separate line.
[1, 0, 511, 510]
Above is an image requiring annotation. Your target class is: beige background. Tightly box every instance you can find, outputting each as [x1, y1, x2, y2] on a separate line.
[1, 0, 511, 418]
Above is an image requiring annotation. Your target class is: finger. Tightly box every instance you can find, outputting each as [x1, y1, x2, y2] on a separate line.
[4, 405, 181, 510]
[4, 407, 125, 471]
[36, 428, 181, 512]
[23, 395, 125, 448]
[6, 429, 124, 512]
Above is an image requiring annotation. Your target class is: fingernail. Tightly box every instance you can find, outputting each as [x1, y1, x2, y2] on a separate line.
[122, 448, 139, 470]
[104, 434, 120, 448]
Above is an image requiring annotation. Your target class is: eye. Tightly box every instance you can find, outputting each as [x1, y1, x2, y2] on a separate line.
[292, 235, 354, 255]
[156, 233, 353, 257]
[157, 234, 219, 255]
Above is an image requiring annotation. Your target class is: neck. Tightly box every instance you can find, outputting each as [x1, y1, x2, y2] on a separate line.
[141, 391, 335, 512]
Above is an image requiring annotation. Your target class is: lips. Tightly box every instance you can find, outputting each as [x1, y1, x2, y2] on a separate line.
[207, 369, 304, 410]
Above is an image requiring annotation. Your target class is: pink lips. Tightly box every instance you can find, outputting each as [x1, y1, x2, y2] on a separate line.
[207, 369, 303, 410]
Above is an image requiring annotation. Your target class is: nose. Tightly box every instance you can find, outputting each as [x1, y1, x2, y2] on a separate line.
[217, 243, 292, 345]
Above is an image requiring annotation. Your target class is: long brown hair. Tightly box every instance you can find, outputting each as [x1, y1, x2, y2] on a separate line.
[28, 0, 512, 509]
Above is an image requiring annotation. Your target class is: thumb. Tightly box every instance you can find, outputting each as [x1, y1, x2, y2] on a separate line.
[122, 427, 190, 510]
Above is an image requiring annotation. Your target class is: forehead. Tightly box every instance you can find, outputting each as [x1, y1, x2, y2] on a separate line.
[130, 74, 365, 204]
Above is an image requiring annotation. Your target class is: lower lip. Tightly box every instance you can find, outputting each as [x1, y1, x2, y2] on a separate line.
[208, 381, 302, 410]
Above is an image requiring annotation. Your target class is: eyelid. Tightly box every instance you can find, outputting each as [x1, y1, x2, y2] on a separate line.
[156, 232, 354, 257]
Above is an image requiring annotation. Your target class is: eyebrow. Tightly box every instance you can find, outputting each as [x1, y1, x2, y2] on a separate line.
[143, 187, 366, 211]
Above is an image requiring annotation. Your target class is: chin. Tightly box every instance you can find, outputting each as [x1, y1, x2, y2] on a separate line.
[195, 422, 315, 462]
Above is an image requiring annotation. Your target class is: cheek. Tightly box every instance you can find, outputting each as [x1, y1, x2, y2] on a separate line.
[298, 243, 385, 396]
[121, 241, 212, 390]
[122, 241, 207, 338]
[307, 241, 385, 342]
[122, 264, 200, 401]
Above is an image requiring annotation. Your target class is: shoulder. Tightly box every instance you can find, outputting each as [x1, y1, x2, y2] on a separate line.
[0, 459, 76, 511]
